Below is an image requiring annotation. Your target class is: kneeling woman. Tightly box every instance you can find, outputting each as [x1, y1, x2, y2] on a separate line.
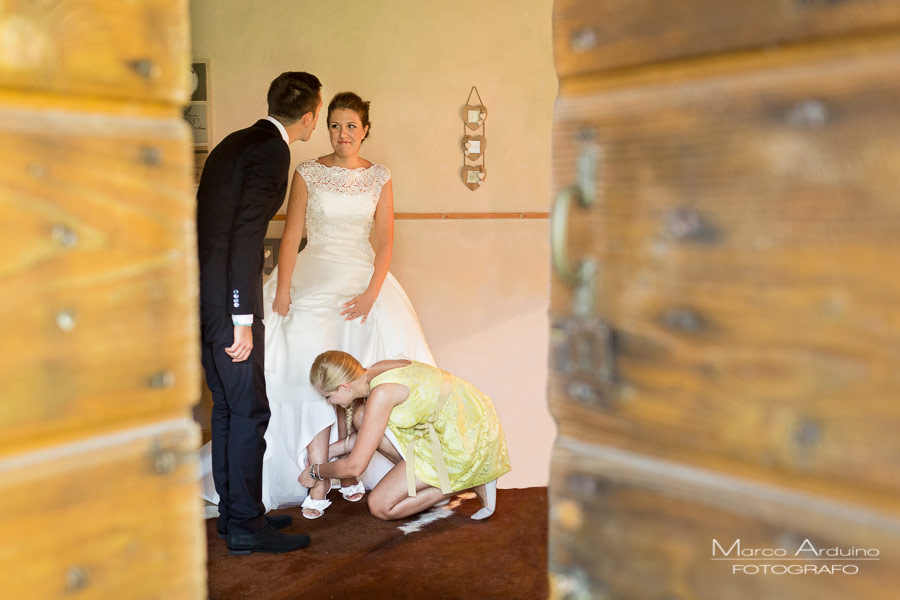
[299, 351, 511, 520]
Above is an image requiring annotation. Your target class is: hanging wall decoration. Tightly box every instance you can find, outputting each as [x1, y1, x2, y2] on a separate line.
[461, 86, 487, 190]
[184, 60, 211, 188]
[462, 134, 485, 161]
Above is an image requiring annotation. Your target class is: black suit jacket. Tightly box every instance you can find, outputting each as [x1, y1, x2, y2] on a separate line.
[197, 119, 289, 319]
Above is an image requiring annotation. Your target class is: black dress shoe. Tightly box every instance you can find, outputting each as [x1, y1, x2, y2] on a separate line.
[218, 513, 293, 539]
[265, 513, 292, 530]
[227, 525, 311, 555]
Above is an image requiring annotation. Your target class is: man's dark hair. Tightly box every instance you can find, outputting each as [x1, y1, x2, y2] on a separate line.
[267, 72, 322, 125]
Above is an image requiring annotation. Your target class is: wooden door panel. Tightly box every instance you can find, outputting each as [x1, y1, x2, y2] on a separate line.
[0, 0, 189, 104]
[0, 107, 197, 457]
[554, 0, 900, 77]
[0, 422, 203, 599]
[549, 442, 900, 599]
[0, 3, 201, 596]
[550, 38, 900, 499]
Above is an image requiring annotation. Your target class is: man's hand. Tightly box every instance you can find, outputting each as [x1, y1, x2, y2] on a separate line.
[225, 325, 253, 362]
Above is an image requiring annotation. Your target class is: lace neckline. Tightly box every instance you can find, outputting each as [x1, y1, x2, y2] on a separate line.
[314, 159, 375, 172]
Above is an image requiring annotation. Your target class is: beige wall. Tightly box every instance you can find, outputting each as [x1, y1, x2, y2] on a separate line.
[190, 0, 557, 489]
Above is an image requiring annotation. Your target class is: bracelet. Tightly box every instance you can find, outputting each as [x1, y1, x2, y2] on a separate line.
[309, 463, 323, 481]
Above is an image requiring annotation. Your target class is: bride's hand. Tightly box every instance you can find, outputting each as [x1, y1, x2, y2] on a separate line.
[341, 291, 376, 322]
[272, 290, 291, 316]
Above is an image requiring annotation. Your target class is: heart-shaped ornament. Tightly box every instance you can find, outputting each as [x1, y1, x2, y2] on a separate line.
[461, 135, 486, 160]
[463, 104, 488, 130]
[461, 165, 486, 190]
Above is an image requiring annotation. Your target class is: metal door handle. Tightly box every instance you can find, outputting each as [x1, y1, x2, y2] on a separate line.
[551, 184, 594, 287]
[551, 183, 597, 317]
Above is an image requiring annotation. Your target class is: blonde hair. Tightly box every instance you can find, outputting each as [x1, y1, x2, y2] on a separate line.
[309, 350, 365, 393]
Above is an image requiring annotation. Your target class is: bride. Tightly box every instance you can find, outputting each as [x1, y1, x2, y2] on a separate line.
[201, 91, 435, 519]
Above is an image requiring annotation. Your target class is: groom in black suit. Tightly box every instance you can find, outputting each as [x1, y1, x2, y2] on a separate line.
[197, 71, 321, 555]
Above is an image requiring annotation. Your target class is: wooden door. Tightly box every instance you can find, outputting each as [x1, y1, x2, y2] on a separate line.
[0, 2, 203, 597]
[548, 2, 900, 598]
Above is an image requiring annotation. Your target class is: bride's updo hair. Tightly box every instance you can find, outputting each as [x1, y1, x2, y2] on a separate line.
[327, 92, 371, 140]
[310, 350, 365, 392]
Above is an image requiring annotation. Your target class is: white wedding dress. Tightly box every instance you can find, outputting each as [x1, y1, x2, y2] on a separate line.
[200, 160, 435, 511]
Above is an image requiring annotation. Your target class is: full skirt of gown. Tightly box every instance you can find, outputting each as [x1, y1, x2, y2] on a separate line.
[200, 241, 435, 510]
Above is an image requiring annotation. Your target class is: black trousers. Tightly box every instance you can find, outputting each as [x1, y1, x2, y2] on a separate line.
[200, 302, 269, 534]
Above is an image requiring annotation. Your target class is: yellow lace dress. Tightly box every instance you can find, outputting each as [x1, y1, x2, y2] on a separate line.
[369, 361, 511, 496]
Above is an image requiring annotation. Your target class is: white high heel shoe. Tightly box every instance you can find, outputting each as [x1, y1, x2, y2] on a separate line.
[301, 488, 331, 520]
[338, 481, 365, 502]
[471, 479, 497, 520]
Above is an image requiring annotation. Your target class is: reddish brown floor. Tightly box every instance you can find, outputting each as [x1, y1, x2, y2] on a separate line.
[206, 487, 548, 600]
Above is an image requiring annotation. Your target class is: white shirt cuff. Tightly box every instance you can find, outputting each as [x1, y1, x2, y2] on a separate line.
[232, 314, 253, 326]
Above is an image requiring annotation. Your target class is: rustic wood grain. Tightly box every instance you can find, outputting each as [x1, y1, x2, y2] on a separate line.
[554, 0, 900, 77]
[549, 37, 900, 503]
[0, 421, 204, 599]
[273, 212, 550, 221]
[0, 2, 202, 597]
[0, 105, 198, 458]
[549, 441, 900, 600]
[0, 0, 189, 104]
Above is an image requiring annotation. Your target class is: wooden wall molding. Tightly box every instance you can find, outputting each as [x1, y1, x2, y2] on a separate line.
[271, 211, 549, 221]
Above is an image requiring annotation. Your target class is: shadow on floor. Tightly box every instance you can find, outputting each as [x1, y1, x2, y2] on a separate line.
[206, 487, 548, 600]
